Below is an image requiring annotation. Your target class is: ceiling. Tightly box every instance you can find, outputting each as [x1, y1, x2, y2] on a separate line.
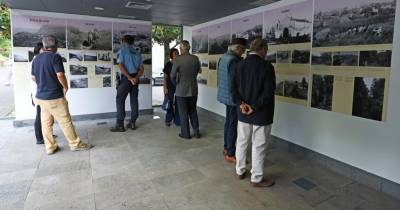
[3, 0, 281, 26]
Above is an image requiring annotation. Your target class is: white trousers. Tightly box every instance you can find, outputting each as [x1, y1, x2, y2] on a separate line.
[235, 121, 272, 183]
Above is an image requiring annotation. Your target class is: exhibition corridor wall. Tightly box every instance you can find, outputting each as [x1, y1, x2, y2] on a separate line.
[186, 0, 400, 185]
[11, 10, 153, 122]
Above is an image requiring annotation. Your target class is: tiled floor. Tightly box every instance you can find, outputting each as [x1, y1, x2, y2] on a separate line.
[0, 110, 399, 210]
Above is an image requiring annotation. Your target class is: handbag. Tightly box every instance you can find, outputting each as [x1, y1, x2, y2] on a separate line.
[161, 96, 171, 111]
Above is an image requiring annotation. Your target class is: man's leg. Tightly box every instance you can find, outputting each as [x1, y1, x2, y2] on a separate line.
[36, 99, 58, 153]
[46, 98, 84, 150]
[188, 96, 200, 137]
[165, 92, 174, 125]
[223, 106, 229, 154]
[250, 124, 272, 183]
[176, 97, 190, 138]
[34, 105, 44, 144]
[173, 96, 180, 126]
[226, 105, 238, 157]
[236, 121, 252, 176]
[128, 84, 138, 129]
[113, 78, 130, 130]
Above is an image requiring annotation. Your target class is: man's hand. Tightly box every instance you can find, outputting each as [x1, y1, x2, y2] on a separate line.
[240, 102, 254, 115]
[63, 88, 68, 96]
[128, 77, 137, 85]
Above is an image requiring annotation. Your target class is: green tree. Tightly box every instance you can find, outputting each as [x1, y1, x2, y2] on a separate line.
[0, 3, 11, 58]
[152, 25, 182, 63]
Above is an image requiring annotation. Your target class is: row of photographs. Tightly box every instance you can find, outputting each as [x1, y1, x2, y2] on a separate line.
[70, 76, 112, 89]
[14, 50, 112, 63]
[276, 74, 385, 121]
[192, 0, 396, 53]
[12, 14, 152, 53]
[69, 64, 112, 76]
[266, 49, 392, 67]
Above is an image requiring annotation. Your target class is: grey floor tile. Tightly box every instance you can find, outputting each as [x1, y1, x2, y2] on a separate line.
[151, 169, 206, 193]
[35, 159, 90, 178]
[24, 195, 95, 210]
[0, 180, 31, 209]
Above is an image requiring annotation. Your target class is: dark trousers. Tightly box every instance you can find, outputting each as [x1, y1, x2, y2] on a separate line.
[176, 96, 199, 138]
[224, 105, 238, 156]
[34, 105, 44, 142]
[116, 76, 139, 126]
[165, 91, 180, 125]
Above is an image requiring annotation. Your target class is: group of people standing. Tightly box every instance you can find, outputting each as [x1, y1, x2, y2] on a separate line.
[31, 34, 276, 188]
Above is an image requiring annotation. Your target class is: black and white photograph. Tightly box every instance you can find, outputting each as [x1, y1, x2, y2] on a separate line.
[113, 23, 151, 54]
[352, 77, 385, 121]
[209, 21, 231, 55]
[69, 52, 83, 62]
[311, 74, 334, 111]
[28, 50, 35, 62]
[359, 50, 392, 67]
[192, 27, 209, 54]
[83, 52, 97, 61]
[197, 75, 208, 85]
[266, 51, 277, 63]
[70, 64, 88, 75]
[103, 76, 112, 87]
[232, 13, 263, 49]
[95, 64, 112, 75]
[283, 75, 309, 100]
[200, 59, 209, 68]
[14, 49, 29, 62]
[276, 75, 284, 96]
[12, 15, 66, 48]
[312, 51, 332, 65]
[209, 60, 217, 70]
[70, 78, 88, 88]
[57, 51, 68, 62]
[313, 0, 396, 47]
[264, 0, 313, 45]
[292, 50, 310, 64]
[113, 58, 118, 65]
[67, 20, 112, 50]
[277, 51, 291, 63]
[333, 51, 358, 66]
[98, 52, 111, 62]
[143, 58, 152, 65]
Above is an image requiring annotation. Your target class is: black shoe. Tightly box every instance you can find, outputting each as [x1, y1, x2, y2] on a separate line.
[165, 122, 171, 127]
[127, 121, 136, 130]
[110, 125, 126, 132]
[179, 133, 191, 140]
[36, 139, 44, 144]
[194, 131, 201, 139]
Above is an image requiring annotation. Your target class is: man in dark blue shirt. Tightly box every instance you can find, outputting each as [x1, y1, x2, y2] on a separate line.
[31, 35, 92, 155]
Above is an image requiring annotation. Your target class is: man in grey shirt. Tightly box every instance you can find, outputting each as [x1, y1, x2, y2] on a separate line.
[170, 40, 201, 139]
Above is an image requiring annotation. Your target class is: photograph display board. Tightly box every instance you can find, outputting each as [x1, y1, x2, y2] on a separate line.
[192, 27, 209, 54]
[67, 20, 112, 51]
[192, 0, 396, 121]
[113, 22, 151, 54]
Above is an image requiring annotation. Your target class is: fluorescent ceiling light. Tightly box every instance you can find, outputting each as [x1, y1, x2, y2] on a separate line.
[118, 14, 136, 19]
[94, 7, 104, 10]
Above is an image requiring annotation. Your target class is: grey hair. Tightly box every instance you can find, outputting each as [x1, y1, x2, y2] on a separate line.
[180, 40, 191, 51]
[228, 44, 243, 52]
[42, 35, 58, 49]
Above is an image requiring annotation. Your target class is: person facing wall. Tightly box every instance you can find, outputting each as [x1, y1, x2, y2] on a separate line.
[170, 40, 202, 139]
[217, 38, 247, 164]
[31, 35, 92, 155]
[231, 38, 276, 187]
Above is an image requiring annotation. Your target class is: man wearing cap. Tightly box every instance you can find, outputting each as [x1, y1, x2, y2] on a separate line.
[217, 38, 246, 164]
[231, 38, 276, 187]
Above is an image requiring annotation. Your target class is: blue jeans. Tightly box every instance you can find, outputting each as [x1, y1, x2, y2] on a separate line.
[116, 75, 139, 125]
[224, 105, 238, 157]
[165, 90, 180, 125]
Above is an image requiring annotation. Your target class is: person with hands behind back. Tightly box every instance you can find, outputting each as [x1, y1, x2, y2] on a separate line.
[231, 38, 276, 188]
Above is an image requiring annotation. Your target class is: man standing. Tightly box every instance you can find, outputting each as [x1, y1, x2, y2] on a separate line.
[32, 35, 92, 155]
[110, 35, 144, 132]
[171, 40, 201, 139]
[217, 38, 246, 163]
[231, 38, 276, 187]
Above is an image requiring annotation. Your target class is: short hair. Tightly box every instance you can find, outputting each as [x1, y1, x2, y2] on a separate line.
[228, 44, 244, 52]
[169, 48, 179, 59]
[250, 38, 268, 52]
[122, 35, 134, 45]
[180, 40, 190, 51]
[33, 42, 43, 55]
[42, 35, 58, 49]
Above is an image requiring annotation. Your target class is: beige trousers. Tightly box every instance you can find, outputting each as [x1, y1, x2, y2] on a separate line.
[236, 121, 272, 183]
[36, 97, 81, 152]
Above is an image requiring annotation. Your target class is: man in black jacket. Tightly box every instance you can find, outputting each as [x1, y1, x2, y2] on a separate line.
[231, 38, 276, 187]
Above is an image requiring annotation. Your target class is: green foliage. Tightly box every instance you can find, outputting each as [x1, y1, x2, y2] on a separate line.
[152, 25, 182, 62]
[0, 3, 11, 58]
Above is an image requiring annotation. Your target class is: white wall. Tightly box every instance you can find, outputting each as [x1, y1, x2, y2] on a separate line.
[11, 10, 153, 121]
[186, 0, 400, 184]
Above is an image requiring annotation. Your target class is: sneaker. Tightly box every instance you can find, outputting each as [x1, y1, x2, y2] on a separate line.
[110, 125, 126, 132]
[126, 121, 136, 130]
[251, 178, 275, 188]
[237, 170, 247, 180]
[71, 142, 93, 152]
[46, 147, 59, 155]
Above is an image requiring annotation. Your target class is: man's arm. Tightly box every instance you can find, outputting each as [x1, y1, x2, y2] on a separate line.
[134, 64, 144, 83]
[230, 61, 241, 104]
[56, 72, 69, 96]
[170, 60, 178, 82]
[254, 63, 276, 111]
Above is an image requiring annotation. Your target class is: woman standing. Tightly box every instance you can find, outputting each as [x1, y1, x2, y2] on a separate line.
[163, 48, 180, 126]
